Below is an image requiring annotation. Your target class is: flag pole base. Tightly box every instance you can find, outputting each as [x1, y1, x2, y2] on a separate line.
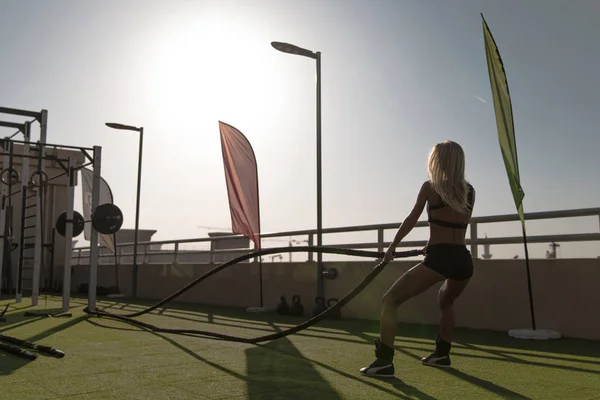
[246, 307, 275, 313]
[508, 329, 561, 340]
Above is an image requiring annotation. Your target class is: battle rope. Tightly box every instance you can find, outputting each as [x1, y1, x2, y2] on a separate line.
[0, 333, 65, 357]
[84, 246, 423, 343]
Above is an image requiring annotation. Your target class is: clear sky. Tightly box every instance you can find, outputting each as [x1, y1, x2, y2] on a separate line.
[1, 0, 599, 260]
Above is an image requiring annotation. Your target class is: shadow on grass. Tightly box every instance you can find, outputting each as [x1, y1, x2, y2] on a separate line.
[245, 326, 343, 400]
[81, 294, 600, 376]
[398, 345, 533, 400]
[0, 350, 35, 375]
[88, 315, 422, 400]
[0, 312, 86, 376]
[84, 316, 342, 399]
[345, 319, 600, 369]
[249, 323, 437, 400]
[348, 328, 532, 400]
[23, 315, 87, 344]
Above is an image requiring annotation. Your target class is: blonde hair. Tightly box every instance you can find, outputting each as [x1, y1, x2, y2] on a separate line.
[427, 140, 471, 215]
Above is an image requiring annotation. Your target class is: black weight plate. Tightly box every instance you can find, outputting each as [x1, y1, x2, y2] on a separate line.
[92, 203, 123, 234]
[55, 211, 85, 237]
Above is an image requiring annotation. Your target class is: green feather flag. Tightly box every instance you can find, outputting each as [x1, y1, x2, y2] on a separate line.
[482, 14, 526, 229]
[482, 14, 536, 330]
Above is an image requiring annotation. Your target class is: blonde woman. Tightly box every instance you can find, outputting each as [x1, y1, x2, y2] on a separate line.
[360, 140, 476, 378]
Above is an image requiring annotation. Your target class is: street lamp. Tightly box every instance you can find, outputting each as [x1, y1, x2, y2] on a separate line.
[271, 41, 324, 297]
[105, 122, 144, 298]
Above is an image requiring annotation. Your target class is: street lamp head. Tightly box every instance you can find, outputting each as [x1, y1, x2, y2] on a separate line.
[105, 122, 142, 132]
[271, 41, 317, 59]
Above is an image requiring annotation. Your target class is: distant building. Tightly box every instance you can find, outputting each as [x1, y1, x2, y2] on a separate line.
[481, 234, 492, 259]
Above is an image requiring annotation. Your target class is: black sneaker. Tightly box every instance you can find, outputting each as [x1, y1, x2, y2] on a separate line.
[359, 338, 395, 378]
[421, 352, 451, 368]
[421, 335, 452, 367]
[360, 358, 395, 378]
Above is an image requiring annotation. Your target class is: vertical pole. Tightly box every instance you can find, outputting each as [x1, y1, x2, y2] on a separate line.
[112, 232, 119, 292]
[39, 110, 48, 144]
[470, 222, 478, 259]
[6, 141, 15, 295]
[16, 123, 31, 303]
[38, 109, 49, 288]
[61, 158, 75, 312]
[315, 51, 323, 298]
[31, 190, 42, 306]
[377, 228, 384, 253]
[132, 128, 143, 298]
[88, 146, 102, 312]
[31, 138, 46, 305]
[0, 139, 8, 298]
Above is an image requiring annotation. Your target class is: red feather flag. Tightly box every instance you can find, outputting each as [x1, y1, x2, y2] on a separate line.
[218, 121, 261, 250]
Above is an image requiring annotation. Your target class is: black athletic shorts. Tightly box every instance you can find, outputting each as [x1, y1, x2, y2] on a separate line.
[423, 244, 474, 281]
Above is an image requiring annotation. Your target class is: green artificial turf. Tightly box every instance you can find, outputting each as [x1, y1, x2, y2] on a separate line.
[0, 296, 599, 399]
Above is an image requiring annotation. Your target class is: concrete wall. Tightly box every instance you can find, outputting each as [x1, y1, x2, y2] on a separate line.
[71, 257, 600, 340]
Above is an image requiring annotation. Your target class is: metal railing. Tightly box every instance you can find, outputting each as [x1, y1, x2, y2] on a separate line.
[71, 207, 600, 266]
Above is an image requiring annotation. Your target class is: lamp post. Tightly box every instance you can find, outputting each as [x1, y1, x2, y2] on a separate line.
[271, 41, 324, 297]
[105, 122, 144, 298]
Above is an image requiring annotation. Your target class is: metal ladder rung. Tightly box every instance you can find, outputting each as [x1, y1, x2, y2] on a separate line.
[23, 225, 37, 230]
[24, 214, 37, 220]
[23, 235, 36, 240]
[25, 204, 37, 210]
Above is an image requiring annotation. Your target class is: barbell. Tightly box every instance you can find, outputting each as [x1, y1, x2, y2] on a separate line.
[55, 203, 124, 237]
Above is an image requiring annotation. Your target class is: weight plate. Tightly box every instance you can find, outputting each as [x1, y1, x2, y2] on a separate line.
[55, 211, 85, 237]
[92, 203, 123, 235]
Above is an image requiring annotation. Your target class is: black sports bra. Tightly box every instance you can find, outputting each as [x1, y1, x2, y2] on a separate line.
[427, 184, 475, 229]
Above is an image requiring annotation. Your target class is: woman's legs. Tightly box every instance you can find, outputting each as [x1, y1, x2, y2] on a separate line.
[421, 277, 470, 367]
[438, 278, 470, 342]
[360, 263, 444, 377]
[379, 263, 445, 347]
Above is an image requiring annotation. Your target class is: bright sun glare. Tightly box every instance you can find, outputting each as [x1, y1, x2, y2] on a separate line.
[142, 11, 281, 125]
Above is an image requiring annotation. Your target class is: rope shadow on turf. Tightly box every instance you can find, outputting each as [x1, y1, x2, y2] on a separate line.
[400, 346, 533, 400]
[21, 315, 87, 345]
[349, 329, 533, 400]
[457, 341, 600, 368]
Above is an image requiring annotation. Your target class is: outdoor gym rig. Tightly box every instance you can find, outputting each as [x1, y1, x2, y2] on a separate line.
[0, 106, 122, 315]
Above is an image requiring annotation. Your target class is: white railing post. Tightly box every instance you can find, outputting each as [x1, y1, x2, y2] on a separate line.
[377, 228, 384, 253]
[173, 242, 179, 265]
[470, 222, 478, 259]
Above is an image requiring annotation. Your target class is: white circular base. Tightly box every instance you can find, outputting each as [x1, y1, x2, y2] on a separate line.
[508, 328, 561, 340]
[246, 307, 276, 313]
